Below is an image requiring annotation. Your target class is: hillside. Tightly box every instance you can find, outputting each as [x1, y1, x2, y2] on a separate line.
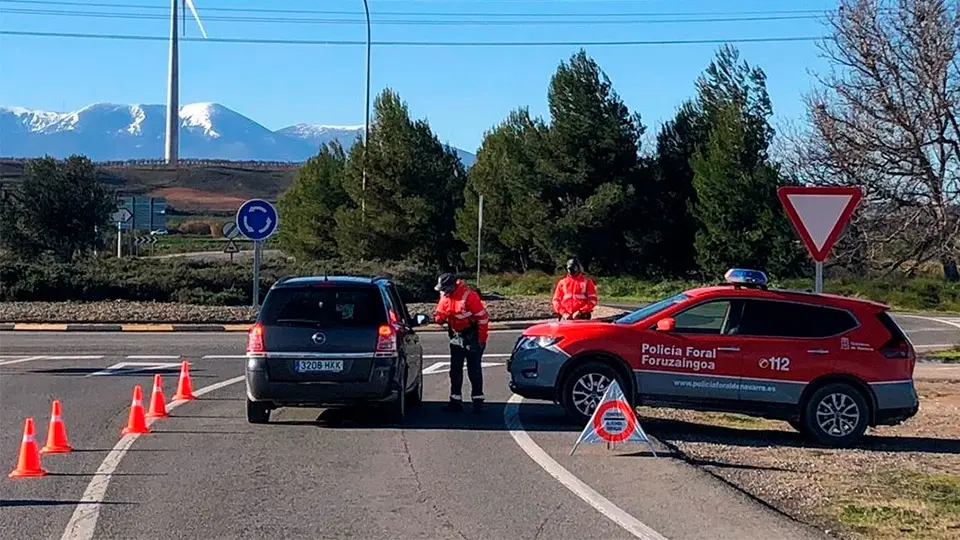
[0, 159, 297, 213]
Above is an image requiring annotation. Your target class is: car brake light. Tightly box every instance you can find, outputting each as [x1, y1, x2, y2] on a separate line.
[247, 323, 265, 353]
[377, 324, 397, 354]
[879, 337, 911, 359]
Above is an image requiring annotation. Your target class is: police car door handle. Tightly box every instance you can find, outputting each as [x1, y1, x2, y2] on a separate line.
[717, 346, 740, 352]
[807, 349, 829, 354]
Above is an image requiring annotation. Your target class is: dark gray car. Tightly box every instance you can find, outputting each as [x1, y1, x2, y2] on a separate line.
[245, 275, 430, 424]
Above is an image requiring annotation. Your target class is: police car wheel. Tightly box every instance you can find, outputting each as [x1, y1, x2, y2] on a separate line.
[802, 383, 869, 447]
[408, 369, 424, 408]
[561, 361, 623, 425]
[246, 399, 270, 424]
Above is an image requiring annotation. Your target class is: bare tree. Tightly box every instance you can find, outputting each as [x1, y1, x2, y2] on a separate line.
[794, 0, 960, 279]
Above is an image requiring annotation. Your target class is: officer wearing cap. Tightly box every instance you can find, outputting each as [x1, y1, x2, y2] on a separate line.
[434, 273, 489, 412]
[551, 258, 599, 321]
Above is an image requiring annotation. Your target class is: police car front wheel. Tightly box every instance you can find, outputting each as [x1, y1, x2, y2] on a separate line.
[561, 361, 625, 425]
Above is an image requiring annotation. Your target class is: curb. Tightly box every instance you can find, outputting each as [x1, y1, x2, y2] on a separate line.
[0, 320, 546, 333]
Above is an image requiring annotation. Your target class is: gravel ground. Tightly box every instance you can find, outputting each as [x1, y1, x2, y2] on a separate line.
[639, 375, 960, 539]
[0, 298, 627, 323]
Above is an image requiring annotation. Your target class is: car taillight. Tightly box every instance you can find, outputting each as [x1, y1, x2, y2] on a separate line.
[880, 337, 911, 359]
[377, 324, 397, 355]
[247, 323, 265, 353]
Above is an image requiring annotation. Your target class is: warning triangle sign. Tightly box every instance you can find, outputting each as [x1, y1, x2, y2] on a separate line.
[777, 186, 863, 262]
[570, 380, 657, 456]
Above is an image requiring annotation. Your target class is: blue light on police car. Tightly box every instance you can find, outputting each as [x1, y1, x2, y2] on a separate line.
[724, 268, 769, 286]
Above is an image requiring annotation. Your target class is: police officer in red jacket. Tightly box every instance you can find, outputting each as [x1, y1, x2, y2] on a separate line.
[434, 273, 489, 413]
[551, 258, 598, 321]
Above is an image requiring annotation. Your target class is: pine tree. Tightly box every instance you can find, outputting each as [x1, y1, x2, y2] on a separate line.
[540, 49, 650, 274]
[334, 89, 466, 268]
[456, 108, 552, 272]
[276, 142, 349, 261]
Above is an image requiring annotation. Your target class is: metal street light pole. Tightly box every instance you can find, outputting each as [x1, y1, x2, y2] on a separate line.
[361, 0, 371, 221]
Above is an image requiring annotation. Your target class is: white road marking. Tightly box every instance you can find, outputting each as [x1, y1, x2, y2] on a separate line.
[422, 361, 504, 375]
[504, 395, 668, 540]
[87, 361, 185, 377]
[424, 353, 510, 359]
[60, 375, 245, 540]
[126, 355, 181, 359]
[0, 355, 47, 366]
[914, 343, 956, 351]
[201, 355, 246, 359]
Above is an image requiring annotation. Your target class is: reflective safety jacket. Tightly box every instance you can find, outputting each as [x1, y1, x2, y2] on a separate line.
[551, 275, 598, 317]
[435, 281, 489, 344]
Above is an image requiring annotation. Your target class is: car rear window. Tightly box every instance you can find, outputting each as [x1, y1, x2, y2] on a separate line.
[259, 286, 387, 328]
[737, 299, 858, 338]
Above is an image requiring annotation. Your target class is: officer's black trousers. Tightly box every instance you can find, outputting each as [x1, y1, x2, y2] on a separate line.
[449, 343, 484, 402]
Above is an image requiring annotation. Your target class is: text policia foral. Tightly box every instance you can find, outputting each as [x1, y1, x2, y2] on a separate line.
[641, 343, 717, 372]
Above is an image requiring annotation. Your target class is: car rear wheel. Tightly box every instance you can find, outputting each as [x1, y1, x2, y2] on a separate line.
[802, 383, 869, 447]
[387, 368, 407, 423]
[560, 361, 625, 425]
[246, 399, 270, 424]
[407, 368, 424, 408]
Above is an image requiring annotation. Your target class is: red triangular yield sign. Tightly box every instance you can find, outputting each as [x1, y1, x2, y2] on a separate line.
[777, 186, 863, 262]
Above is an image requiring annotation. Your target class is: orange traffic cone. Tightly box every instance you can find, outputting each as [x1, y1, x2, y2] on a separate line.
[173, 361, 195, 401]
[9, 417, 47, 478]
[41, 400, 73, 454]
[146, 374, 169, 419]
[121, 385, 151, 435]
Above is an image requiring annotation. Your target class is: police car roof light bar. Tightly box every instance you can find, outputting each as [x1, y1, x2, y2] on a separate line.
[724, 268, 769, 289]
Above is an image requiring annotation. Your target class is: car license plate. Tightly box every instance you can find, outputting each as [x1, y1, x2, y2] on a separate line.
[295, 360, 344, 373]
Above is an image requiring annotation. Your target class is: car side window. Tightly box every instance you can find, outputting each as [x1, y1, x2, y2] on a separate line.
[673, 301, 734, 335]
[737, 300, 858, 338]
[384, 284, 410, 325]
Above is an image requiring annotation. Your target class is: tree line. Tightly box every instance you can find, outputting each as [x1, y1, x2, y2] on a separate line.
[278, 44, 807, 280]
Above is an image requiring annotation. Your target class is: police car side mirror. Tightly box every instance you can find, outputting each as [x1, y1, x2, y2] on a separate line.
[413, 314, 430, 327]
[656, 318, 676, 332]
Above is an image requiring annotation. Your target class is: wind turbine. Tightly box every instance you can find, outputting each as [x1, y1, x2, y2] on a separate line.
[164, 0, 208, 165]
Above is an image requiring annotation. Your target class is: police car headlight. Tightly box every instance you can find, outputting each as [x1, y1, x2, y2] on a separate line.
[518, 336, 561, 350]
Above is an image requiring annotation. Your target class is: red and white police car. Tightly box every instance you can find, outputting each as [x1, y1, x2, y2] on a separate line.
[507, 269, 919, 447]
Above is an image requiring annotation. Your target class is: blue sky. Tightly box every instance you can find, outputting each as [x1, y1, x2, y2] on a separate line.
[0, 0, 836, 152]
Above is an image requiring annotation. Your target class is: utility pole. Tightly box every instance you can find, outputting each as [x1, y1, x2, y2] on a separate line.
[476, 195, 483, 290]
[360, 0, 371, 222]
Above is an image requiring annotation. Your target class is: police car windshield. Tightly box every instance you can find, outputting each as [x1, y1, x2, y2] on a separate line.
[614, 294, 689, 324]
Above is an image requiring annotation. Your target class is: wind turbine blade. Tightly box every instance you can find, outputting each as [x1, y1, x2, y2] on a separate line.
[184, 0, 208, 39]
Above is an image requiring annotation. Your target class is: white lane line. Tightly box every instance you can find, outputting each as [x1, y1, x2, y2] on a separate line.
[504, 395, 668, 540]
[915, 343, 957, 351]
[201, 355, 246, 359]
[60, 375, 245, 540]
[424, 353, 510, 359]
[0, 355, 47, 366]
[126, 355, 181, 359]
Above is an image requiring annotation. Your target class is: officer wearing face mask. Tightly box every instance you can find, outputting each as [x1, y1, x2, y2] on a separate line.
[433, 273, 489, 412]
[551, 258, 598, 321]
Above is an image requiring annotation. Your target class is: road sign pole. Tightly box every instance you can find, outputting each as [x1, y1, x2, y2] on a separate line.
[116, 221, 122, 258]
[476, 194, 483, 290]
[815, 261, 824, 294]
[252, 240, 261, 308]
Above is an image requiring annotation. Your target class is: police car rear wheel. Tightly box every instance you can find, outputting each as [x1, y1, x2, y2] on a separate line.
[802, 383, 869, 447]
[246, 399, 270, 424]
[561, 361, 622, 425]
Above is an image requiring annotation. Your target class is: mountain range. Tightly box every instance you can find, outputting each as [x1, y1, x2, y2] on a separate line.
[0, 102, 476, 166]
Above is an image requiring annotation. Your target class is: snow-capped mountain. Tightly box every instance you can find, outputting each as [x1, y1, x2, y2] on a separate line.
[0, 102, 475, 166]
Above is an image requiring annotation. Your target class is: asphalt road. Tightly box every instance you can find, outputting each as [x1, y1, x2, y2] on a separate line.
[1, 313, 957, 540]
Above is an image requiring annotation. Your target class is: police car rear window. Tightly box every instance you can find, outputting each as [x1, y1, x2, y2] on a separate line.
[260, 287, 387, 328]
[736, 300, 858, 338]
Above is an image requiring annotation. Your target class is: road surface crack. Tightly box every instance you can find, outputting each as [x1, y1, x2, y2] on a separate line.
[400, 431, 469, 540]
[533, 502, 563, 540]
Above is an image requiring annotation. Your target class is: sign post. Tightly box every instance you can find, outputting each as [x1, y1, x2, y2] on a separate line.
[777, 186, 863, 293]
[236, 199, 278, 308]
[112, 208, 132, 258]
